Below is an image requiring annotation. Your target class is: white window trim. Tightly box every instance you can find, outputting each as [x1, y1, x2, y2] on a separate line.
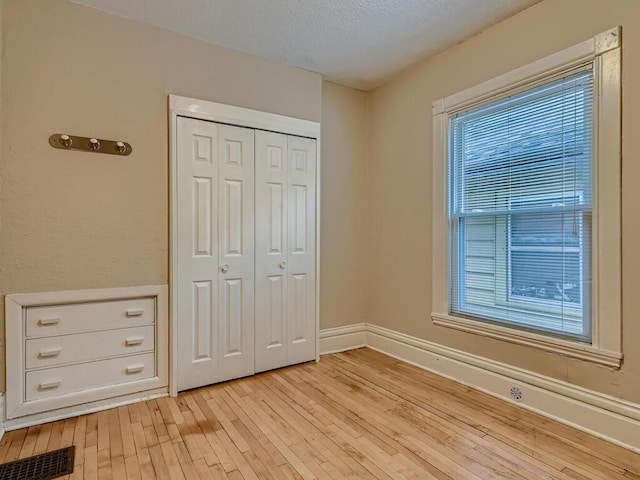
[431, 27, 622, 368]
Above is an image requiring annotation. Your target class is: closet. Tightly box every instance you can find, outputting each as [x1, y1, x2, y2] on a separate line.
[175, 113, 317, 392]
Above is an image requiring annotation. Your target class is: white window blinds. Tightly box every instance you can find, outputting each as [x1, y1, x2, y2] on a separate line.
[448, 67, 593, 341]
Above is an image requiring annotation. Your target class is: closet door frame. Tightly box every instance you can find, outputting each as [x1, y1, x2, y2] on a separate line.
[169, 95, 321, 396]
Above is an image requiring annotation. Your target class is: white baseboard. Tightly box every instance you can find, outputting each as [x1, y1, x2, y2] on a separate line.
[320, 323, 640, 453]
[319, 323, 366, 354]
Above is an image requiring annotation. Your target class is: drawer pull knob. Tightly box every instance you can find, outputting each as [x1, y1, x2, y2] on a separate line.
[125, 337, 144, 346]
[39, 379, 61, 390]
[126, 308, 145, 317]
[38, 317, 60, 326]
[126, 364, 145, 374]
[39, 347, 62, 358]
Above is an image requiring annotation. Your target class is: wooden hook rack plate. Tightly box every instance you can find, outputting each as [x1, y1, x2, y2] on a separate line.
[49, 134, 132, 156]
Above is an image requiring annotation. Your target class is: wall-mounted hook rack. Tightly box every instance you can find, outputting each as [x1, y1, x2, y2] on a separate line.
[49, 134, 132, 156]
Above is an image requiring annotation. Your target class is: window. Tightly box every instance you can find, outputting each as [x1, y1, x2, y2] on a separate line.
[431, 28, 622, 367]
[449, 69, 592, 341]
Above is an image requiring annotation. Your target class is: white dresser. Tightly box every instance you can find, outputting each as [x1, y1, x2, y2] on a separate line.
[5, 286, 168, 428]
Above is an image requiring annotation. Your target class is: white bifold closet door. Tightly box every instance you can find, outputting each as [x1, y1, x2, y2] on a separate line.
[176, 117, 255, 392]
[255, 131, 317, 372]
[176, 117, 316, 392]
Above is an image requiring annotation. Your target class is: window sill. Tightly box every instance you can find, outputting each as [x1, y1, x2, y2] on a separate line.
[431, 313, 622, 368]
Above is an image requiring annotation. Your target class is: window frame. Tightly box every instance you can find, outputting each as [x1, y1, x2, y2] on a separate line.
[431, 27, 622, 368]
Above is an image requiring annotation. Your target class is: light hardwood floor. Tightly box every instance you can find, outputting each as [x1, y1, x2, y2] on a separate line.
[1, 348, 639, 479]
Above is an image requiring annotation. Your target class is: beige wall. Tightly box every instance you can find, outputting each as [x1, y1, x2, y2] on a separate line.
[0, 0, 330, 390]
[4, 0, 636, 407]
[368, 0, 640, 402]
[320, 81, 369, 329]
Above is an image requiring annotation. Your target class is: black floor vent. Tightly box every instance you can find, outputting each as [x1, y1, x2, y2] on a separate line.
[0, 446, 75, 480]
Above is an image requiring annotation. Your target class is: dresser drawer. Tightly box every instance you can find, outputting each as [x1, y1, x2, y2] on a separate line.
[26, 298, 155, 337]
[25, 353, 156, 402]
[25, 325, 155, 370]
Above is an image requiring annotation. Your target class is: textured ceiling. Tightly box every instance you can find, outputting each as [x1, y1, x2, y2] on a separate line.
[70, 0, 539, 90]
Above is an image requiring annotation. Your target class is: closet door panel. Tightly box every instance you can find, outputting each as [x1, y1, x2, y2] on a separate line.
[217, 124, 255, 382]
[177, 116, 317, 389]
[176, 117, 219, 391]
[287, 136, 317, 365]
[255, 131, 288, 372]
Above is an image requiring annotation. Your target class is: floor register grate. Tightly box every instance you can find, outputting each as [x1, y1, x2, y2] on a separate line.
[0, 446, 74, 480]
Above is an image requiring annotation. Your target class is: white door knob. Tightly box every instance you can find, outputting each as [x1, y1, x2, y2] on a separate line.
[278, 261, 286, 270]
[221, 264, 229, 273]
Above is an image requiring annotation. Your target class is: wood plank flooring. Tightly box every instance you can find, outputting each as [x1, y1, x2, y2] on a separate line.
[1, 348, 638, 479]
